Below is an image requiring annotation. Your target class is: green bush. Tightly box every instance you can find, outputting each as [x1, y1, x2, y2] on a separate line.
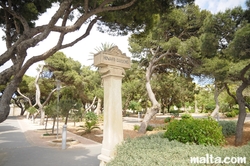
[133, 125, 140, 131]
[169, 110, 179, 117]
[146, 125, 154, 131]
[27, 106, 37, 114]
[205, 104, 215, 112]
[232, 109, 239, 115]
[85, 111, 98, 122]
[83, 112, 99, 133]
[107, 133, 250, 166]
[181, 113, 193, 120]
[218, 120, 237, 137]
[225, 111, 236, 117]
[163, 118, 225, 146]
[134, 125, 155, 131]
[188, 109, 195, 113]
[164, 117, 171, 123]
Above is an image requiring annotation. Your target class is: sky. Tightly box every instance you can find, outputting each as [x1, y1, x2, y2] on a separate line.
[0, 0, 247, 76]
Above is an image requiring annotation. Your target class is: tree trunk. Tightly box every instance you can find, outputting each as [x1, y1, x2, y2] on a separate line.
[65, 112, 69, 125]
[52, 117, 56, 134]
[211, 84, 221, 119]
[45, 116, 49, 130]
[0, 76, 22, 123]
[138, 106, 159, 133]
[94, 98, 102, 115]
[235, 82, 247, 146]
[40, 109, 45, 126]
[35, 65, 57, 126]
[17, 88, 35, 119]
[20, 107, 25, 116]
[85, 96, 97, 112]
[138, 53, 161, 133]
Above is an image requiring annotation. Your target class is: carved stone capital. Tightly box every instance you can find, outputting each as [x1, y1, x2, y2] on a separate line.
[99, 65, 125, 78]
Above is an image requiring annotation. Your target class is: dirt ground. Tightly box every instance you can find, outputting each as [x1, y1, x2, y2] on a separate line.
[68, 119, 250, 147]
[225, 121, 250, 146]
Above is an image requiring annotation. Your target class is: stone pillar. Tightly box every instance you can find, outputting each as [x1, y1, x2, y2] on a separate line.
[98, 66, 124, 165]
[94, 46, 131, 166]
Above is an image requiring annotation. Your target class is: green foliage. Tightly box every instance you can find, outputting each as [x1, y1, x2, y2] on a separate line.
[169, 110, 180, 117]
[83, 112, 99, 133]
[128, 100, 142, 112]
[134, 124, 155, 131]
[188, 109, 195, 113]
[225, 111, 237, 118]
[84, 121, 100, 134]
[164, 118, 225, 146]
[44, 102, 57, 117]
[27, 107, 37, 115]
[227, 24, 250, 60]
[164, 117, 172, 123]
[218, 121, 237, 137]
[133, 125, 140, 131]
[85, 112, 98, 122]
[205, 104, 215, 112]
[107, 133, 250, 166]
[181, 113, 193, 120]
[97, 0, 195, 35]
[146, 125, 154, 131]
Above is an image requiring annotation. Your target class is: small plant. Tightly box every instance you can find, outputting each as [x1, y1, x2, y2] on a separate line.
[134, 125, 140, 131]
[218, 120, 237, 137]
[146, 125, 154, 131]
[85, 121, 100, 133]
[164, 118, 225, 146]
[225, 111, 236, 117]
[170, 110, 179, 117]
[79, 112, 100, 134]
[27, 106, 37, 115]
[164, 117, 171, 123]
[85, 111, 98, 122]
[180, 113, 193, 120]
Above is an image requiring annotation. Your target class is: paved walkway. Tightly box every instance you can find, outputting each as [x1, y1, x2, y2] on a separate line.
[0, 116, 102, 166]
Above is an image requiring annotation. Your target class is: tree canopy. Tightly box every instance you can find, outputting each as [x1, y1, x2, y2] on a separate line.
[0, 0, 194, 122]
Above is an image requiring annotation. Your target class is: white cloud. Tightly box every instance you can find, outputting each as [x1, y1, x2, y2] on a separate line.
[195, 0, 246, 13]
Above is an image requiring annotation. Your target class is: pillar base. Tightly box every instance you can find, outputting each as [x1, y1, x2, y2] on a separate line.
[98, 154, 112, 166]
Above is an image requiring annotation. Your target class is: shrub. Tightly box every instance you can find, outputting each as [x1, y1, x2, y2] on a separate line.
[232, 109, 239, 115]
[146, 125, 154, 131]
[27, 106, 37, 114]
[82, 112, 99, 133]
[163, 118, 225, 146]
[181, 113, 193, 120]
[169, 110, 179, 117]
[85, 111, 98, 122]
[225, 111, 236, 117]
[164, 117, 171, 123]
[218, 120, 237, 137]
[188, 109, 195, 113]
[134, 125, 155, 131]
[133, 125, 140, 131]
[205, 104, 215, 112]
[107, 133, 250, 166]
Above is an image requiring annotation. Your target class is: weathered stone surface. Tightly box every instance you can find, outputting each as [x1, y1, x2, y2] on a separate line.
[94, 46, 131, 166]
[94, 46, 131, 69]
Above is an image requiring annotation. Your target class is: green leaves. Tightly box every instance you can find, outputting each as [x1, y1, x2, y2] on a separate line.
[227, 24, 250, 60]
[164, 118, 225, 146]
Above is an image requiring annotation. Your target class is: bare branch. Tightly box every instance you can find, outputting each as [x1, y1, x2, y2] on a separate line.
[17, 88, 32, 106]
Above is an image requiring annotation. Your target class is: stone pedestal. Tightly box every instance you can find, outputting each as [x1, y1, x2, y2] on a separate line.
[94, 46, 131, 166]
[98, 66, 124, 165]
